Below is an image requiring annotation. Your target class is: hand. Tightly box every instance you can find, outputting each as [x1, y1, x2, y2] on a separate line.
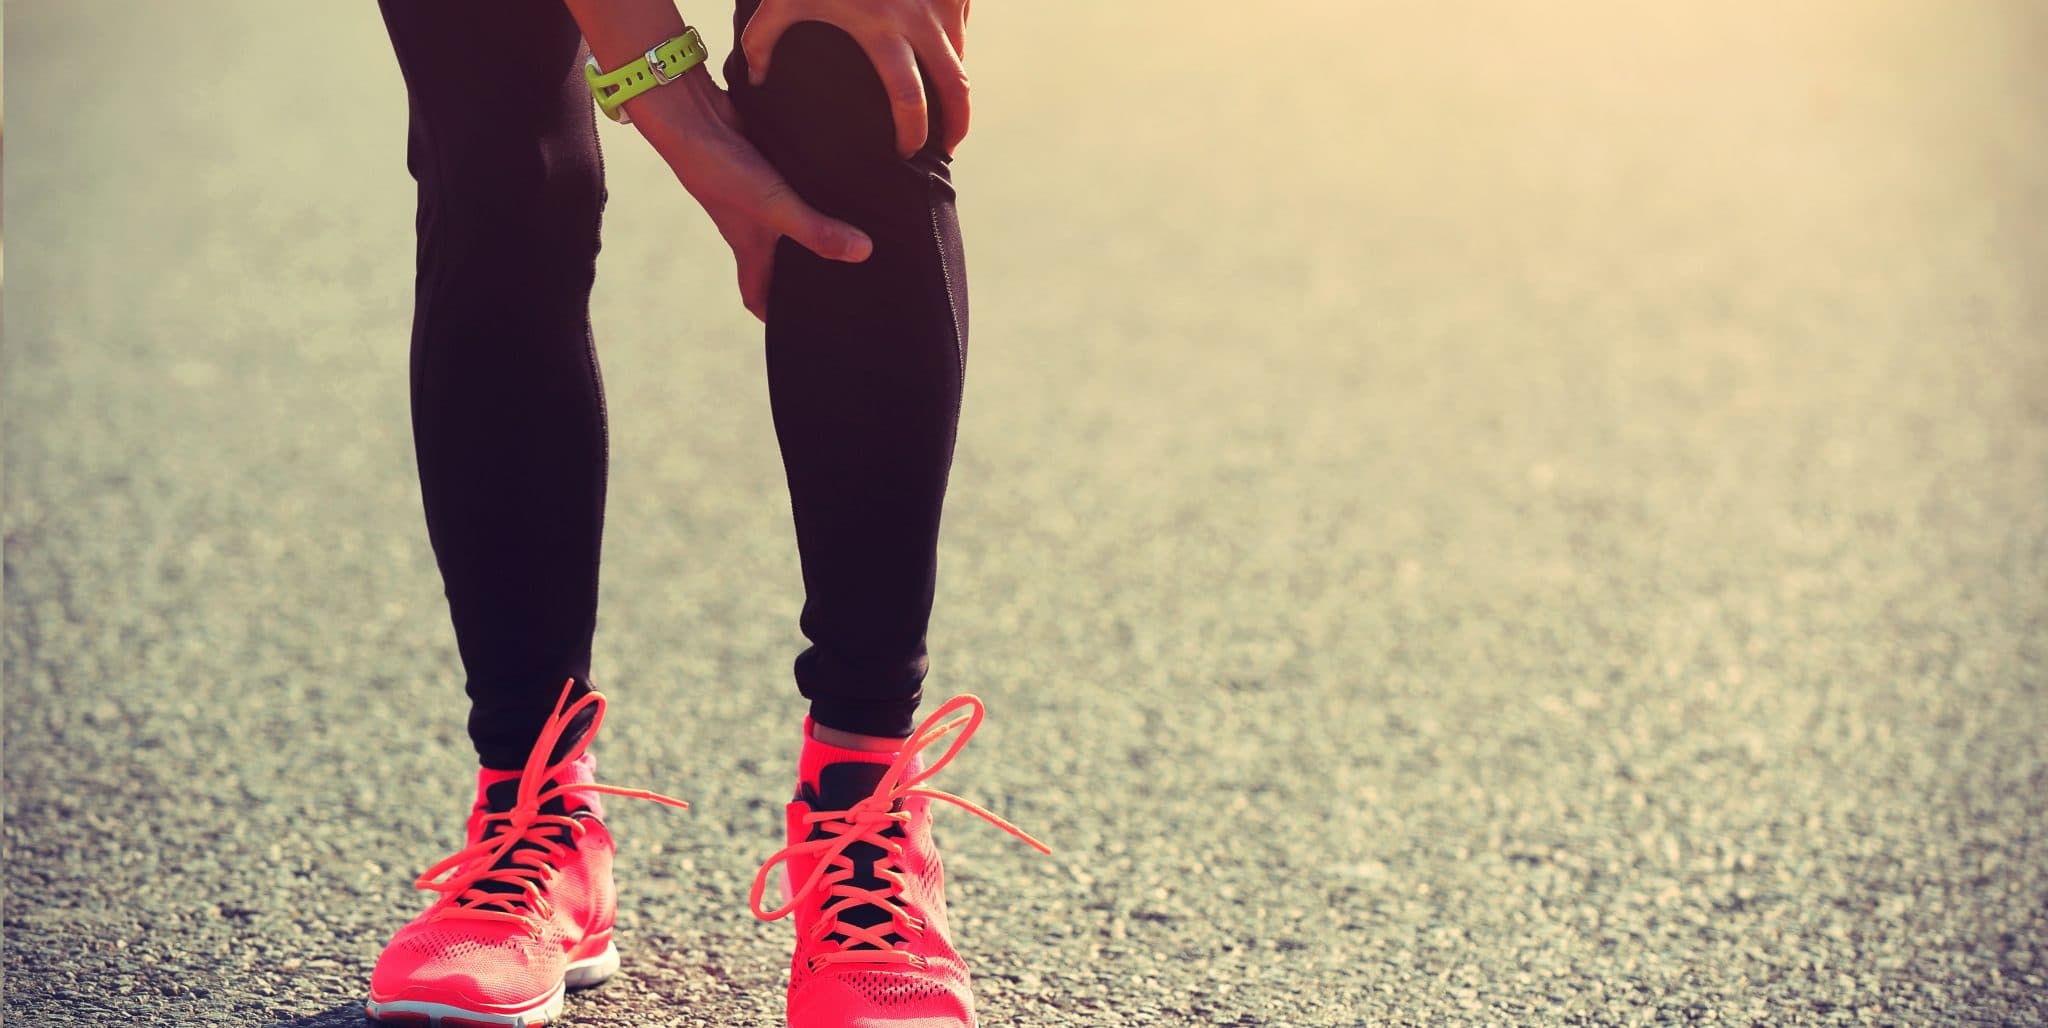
[741, 0, 972, 158]
[626, 69, 874, 321]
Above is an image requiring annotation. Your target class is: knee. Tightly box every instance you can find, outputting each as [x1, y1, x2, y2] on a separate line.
[405, 126, 606, 371]
[735, 21, 945, 221]
[414, 125, 606, 250]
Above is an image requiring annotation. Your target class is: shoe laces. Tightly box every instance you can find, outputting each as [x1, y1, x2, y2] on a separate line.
[748, 695, 1051, 971]
[413, 680, 688, 927]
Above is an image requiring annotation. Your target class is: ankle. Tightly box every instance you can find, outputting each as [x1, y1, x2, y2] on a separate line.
[809, 721, 909, 753]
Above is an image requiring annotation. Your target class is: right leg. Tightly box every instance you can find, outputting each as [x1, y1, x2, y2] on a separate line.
[378, 0, 609, 769]
[368, 23, 689, 1027]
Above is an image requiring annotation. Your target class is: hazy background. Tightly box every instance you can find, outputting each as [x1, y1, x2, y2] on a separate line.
[5, 1, 2046, 1024]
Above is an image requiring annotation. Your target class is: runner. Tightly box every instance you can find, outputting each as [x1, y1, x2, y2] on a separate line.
[365, 2, 1043, 1024]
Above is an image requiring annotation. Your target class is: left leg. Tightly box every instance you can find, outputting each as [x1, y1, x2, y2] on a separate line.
[724, 9, 1048, 1028]
[727, 0, 970, 742]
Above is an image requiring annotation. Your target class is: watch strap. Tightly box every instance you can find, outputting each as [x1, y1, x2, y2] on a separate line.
[584, 28, 710, 124]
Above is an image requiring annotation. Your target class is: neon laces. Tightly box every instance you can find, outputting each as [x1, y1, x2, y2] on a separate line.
[749, 695, 1050, 970]
[413, 681, 688, 926]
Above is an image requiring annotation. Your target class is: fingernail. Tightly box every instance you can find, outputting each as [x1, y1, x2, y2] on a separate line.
[845, 231, 873, 259]
[749, 66, 765, 86]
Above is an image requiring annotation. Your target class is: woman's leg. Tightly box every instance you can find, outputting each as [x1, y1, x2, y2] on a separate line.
[725, 4, 970, 739]
[379, 0, 609, 768]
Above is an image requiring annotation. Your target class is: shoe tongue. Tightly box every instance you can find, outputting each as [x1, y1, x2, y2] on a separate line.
[811, 760, 894, 812]
[464, 766, 592, 907]
[478, 750, 600, 819]
[482, 776, 578, 818]
[802, 758, 911, 952]
[549, 701, 598, 766]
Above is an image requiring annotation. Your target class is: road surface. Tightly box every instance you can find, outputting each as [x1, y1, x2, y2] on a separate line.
[5, 1, 2045, 1023]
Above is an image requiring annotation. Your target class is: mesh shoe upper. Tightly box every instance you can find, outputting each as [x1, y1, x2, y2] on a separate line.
[370, 754, 616, 1009]
[368, 682, 686, 1014]
[750, 695, 1049, 1028]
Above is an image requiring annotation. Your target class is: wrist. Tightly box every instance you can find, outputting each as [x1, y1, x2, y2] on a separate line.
[574, 6, 688, 73]
[584, 26, 711, 124]
[625, 65, 726, 141]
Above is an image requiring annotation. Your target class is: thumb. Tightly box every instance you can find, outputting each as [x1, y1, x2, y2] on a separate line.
[740, 4, 797, 86]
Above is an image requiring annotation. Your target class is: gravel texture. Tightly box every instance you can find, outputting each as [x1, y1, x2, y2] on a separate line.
[5, 1, 2046, 1024]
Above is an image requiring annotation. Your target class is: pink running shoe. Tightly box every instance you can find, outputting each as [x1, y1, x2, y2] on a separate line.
[367, 681, 687, 1027]
[750, 695, 1050, 1028]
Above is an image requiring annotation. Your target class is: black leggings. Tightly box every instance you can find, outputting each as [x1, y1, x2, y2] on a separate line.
[378, 1, 968, 767]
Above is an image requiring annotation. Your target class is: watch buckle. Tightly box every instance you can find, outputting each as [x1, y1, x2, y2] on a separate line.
[647, 46, 681, 85]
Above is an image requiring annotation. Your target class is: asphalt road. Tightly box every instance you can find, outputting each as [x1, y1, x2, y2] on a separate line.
[5, 1, 2046, 1024]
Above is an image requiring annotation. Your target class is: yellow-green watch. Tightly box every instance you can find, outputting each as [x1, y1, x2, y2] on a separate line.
[584, 29, 710, 125]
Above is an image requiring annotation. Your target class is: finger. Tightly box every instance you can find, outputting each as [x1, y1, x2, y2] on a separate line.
[942, 0, 968, 58]
[756, 176, 873, 263]
[913, 26, 971, 155]
[740, 1, 800, 86]
[739, 254, 769, 322]
[696, 126, 874, 262]
[858, 34, 929, 157]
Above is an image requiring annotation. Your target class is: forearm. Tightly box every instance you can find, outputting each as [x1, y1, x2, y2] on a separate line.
[562, 0, 723, 143]
[562, 0, 690, 71]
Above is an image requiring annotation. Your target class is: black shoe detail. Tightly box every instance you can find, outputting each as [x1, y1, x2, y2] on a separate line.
[800, 761, 910, 952]
[462, 775, 590, 906]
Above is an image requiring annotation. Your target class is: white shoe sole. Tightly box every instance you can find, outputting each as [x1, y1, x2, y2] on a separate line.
[365, 941, 619, 1026]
